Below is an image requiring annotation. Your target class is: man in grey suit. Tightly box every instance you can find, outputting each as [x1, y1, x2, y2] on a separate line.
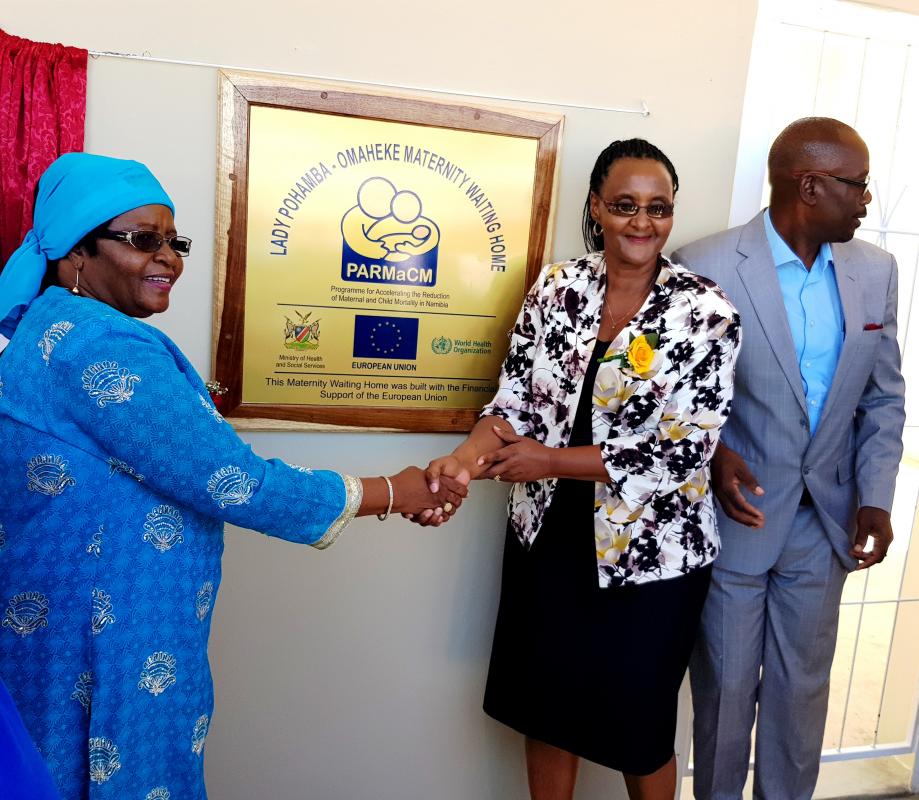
[672, 117, 906, 800]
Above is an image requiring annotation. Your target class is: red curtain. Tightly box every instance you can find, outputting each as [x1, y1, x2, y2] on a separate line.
[0, 29, 87, 266]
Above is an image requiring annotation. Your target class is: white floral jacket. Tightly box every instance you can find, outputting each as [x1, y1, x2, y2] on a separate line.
[481, 253, 741, 587]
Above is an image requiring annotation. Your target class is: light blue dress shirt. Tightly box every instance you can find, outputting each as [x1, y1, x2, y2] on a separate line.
[763, 210, 844, 434]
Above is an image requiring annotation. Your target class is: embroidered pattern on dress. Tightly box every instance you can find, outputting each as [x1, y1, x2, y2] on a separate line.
[138, 651, 177, 696]
[145, 789, 171, 800]
[38, 321, 74, 365]
[142, 505, 185, 552]
[198, 393, 224, 423]
[107, 457, 145, 482]
[0, 523, 5, 553]
[191, 714, 209, 755]
[289, 464, 313, 474]
[311, 473, 362, 550]
[207, 466, 258, 508]
[27, 454, 76, 496]
[91, 588, 116, 635]
[86, 525, 104, 557]
[2, 591, 50, 636]
[81, 361, 141, 407]
[88, 737, 121, 784]
[196, 581, 214, 621]
[71, 671, 94, 713]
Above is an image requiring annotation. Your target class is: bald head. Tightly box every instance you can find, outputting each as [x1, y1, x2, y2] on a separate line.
[768, 117, 866, 182]
[766, 117, 871, 245]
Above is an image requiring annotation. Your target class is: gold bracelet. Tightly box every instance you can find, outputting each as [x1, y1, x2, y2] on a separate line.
[377, 476, 394, 521]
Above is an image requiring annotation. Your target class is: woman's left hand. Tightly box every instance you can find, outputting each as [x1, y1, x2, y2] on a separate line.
[476, 426, 554, 483]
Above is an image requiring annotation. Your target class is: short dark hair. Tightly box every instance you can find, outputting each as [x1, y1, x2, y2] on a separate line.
[581, 138, 679, 252]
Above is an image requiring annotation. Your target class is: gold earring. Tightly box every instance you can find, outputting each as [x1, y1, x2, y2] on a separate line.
[72, 268, 81, 295]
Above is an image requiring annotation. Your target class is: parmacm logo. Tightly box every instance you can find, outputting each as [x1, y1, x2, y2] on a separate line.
[341, 177, 440, 287]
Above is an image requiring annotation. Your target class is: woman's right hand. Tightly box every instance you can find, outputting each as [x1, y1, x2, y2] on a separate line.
[400, 456, 474, 526]
[424, 454, 474, 494]
[389, 466, 468, 526]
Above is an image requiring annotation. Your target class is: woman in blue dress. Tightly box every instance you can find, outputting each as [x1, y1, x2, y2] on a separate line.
[0, 153, 465, 799]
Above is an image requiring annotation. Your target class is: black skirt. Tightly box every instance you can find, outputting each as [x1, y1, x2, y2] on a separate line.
[482, 341, 712, 776]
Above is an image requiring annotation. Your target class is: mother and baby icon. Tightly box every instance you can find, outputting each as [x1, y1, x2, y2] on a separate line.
[341, 177, 440, 263]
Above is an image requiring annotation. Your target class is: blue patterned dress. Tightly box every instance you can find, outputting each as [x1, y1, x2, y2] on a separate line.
[0, 287, 361, 799]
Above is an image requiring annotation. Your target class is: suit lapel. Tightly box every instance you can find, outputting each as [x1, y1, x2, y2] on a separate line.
[812, 245, 863, 438]
[735, 214, 808, 415]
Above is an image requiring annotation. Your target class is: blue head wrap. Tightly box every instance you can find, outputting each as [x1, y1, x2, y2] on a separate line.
[0, 152, 175, 340]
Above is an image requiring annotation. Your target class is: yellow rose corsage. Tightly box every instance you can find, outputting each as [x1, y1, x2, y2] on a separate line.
[598, 332, 661, 379]
[627, 335, 656, 373]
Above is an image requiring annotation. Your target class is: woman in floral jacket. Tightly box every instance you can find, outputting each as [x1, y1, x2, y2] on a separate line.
[425, 139, 741, 800]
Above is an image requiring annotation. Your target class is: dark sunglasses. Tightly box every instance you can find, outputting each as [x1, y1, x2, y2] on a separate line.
[97, 229, 192, 257]
[596, 197, 675, 219]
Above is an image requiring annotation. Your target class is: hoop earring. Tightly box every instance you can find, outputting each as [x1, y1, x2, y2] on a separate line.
[72, 269, 81, 295]
[592, 221, 602, 237]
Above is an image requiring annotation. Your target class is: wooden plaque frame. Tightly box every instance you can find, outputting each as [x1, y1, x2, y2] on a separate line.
[212, 69, 563, 432]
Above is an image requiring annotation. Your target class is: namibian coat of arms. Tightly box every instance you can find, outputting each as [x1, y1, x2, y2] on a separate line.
[283, 309, 320, 350]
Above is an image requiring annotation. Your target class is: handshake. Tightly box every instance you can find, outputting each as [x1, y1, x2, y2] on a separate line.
[383, 420, 555, 527]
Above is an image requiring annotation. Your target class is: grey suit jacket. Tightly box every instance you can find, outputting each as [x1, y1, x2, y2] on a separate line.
[672, 211, 906, 574]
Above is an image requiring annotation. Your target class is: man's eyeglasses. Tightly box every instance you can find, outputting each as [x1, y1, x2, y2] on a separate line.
[595, 197, 675, 219]
[97, 229, 192, 257]
[792, 171, 871, 198]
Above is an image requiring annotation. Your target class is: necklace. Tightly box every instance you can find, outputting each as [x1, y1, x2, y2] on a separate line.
[602, 268, 658, 333]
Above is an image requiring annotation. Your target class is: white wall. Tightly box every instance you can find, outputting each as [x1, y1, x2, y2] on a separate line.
[2, 3, 759, 797]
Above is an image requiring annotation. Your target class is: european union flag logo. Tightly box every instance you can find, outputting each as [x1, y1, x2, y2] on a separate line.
[353, 315, 419, 360]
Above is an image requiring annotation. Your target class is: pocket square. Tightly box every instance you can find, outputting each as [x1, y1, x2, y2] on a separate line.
[863, 322, 884, 331]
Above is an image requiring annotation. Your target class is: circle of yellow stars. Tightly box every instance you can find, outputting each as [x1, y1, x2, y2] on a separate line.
[370, 320, 403, 355]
